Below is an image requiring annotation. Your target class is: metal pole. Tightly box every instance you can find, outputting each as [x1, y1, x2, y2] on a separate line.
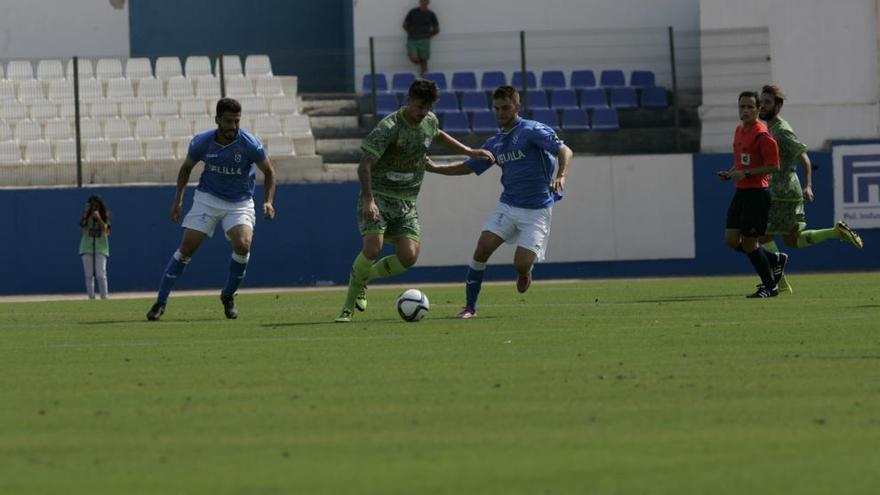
[369, 36, 378, 126]
[219, 54, 227, 98]
[73, 56, 83, 188]
[668, 26, 681, 152]
[520, 30, 529, 114]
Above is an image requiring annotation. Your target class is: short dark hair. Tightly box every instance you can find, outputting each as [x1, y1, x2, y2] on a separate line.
[761, 84, 786, 108]
[492, 85, 520, 103]
[738, 91, 759, 103]
[216, 97, 242, 117]
[408, 79, 439, 104]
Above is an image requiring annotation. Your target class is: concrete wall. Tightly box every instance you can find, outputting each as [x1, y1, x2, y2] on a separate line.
[0, 0, 129, 59]
[699, 0, 880, 150]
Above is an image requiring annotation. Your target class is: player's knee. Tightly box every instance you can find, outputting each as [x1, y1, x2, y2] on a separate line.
[362, 246, 381, 261]
[398, 252, 418, 268]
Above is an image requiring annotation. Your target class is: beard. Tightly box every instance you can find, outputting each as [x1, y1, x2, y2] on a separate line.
[759, 108, 778, 121]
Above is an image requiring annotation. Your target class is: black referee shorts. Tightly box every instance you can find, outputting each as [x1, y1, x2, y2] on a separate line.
[726, 188, 771, 237]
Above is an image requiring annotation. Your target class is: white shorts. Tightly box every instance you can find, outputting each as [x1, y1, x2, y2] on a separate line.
[481, 202, 552, 261]
[182, 190, 256, 238]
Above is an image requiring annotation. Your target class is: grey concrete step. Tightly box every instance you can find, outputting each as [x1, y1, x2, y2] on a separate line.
[309, 115, 359, 130]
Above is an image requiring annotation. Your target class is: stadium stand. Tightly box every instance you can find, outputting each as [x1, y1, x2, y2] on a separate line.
[440, 111, 469, 134]
[512, 70, 537, 89]
[590, 108, 620, 130]
[561, 108, 590, 131]
[481, 71, 507, 90]
[451, 72, 477, 92]
[391, 73, 416, 95]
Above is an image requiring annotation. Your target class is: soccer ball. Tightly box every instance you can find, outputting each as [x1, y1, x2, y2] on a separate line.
[396, 289, 430, 322]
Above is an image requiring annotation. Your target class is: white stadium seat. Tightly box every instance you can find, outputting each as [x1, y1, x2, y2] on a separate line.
[17, 79, 46, 102]
[78, 79, 104, 102]
[120, 99, 149, 119]
[95, 58, 124, 81]
[270, 97, 298, 115]
[185, 56, 213, 78]
[163, 117, 192, 138]
[0, 80, 16, 100]
[89, 100, 118, 118]
[244, 55, 273, 78]
[29, 99, 58, 120]
[115, 138, 145, 161]
[80, 118, 103, 140]
[125, 58, 153, 80]
[103, 118, 132, 139]
[225, 75, 254, 97]
[0, 122, 12, 141]
[136, 77, 164, 99]
[150, 99, 179, 118]
[0, 101, 29, 120]
[45, 119, 73, 140]
[240, 95, 268, 115]
[0, 63, 4, 79]
[215, 55, 243, 77]
[47, 79, 74, 100]
[134, 116, 163, 140]
[54, 139, 77, 162]
[179, 98, 208, 117]
[0, 141, 23, 164]
[265, 135, 296, 156]
[173, 137, 192, 159]
[13, 120, 43, 142]
[255, 76, 284, 97]
[6, 60, 34, 80]
[107, 78, 134, 99]
[66, 58, 94, 80]
[36, 60, 65, 80]
[191, 115, 215, 133]
[146, 140, 175, 160]
[282, 114, 312, 137]
[25, 140, 54, 163]
[84, 138, 113, 161]
[57, 101, 77, 119]
[254, 115, 283, 138]
[155, 57, 183, 80]
[166, 76, 194, 98]
[195, 76, 220, 98]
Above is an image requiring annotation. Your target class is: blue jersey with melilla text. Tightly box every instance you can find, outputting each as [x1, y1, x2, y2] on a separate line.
[464, 118, 563, 209]
[187, 129, 267, 202]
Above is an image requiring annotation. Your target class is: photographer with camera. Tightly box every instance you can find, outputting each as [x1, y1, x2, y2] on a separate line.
[79, 194, 111, 300]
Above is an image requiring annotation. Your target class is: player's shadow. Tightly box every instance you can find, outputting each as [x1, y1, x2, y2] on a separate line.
[262, 320, 344, 328]
[630, 294, 738, 304]
[848, 304, 880, 309]
[79, 317, 222, 325]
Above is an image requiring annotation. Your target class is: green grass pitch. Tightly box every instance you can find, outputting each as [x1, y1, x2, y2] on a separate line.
[1, 273, 879, 494]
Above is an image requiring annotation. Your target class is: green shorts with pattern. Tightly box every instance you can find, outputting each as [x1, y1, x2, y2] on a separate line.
[766, 198, 806, 235]
[406, 39, 431, 60]
[358, 193, 421, 242]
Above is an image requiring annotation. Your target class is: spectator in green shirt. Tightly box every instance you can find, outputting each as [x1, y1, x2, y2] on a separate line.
[79, 194, 111, 300]
[403, 0, 439, 75]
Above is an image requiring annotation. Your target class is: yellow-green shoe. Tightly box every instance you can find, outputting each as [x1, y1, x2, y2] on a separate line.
[835, 220, 864, 248]
[335, 308, 353, 323]
[777, 273, 793, 294]
[355, 286, 367, 312]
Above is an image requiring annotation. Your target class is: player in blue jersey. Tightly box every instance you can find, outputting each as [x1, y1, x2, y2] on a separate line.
[426, 85, 573, 318]
[146, 97, 276, 321]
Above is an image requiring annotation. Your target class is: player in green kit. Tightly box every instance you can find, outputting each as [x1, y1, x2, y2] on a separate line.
[335, 79, 494, 322]
[757, 85, 864, 292]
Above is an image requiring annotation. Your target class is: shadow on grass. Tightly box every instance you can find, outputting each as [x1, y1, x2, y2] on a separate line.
[627, 294, 741, 304]
[848, 304, 880, 309]
[80, 317, 222, 325]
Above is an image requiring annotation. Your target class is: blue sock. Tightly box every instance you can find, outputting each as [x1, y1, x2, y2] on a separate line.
[465, 260, 486, 310]
[221, 252, 249, 300]
[157, 250, 190, 305]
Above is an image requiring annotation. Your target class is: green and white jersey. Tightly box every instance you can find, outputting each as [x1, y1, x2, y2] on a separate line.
[78, 217, 110, 256]
[767, 117, 808, 201]
[360, 109, 439, 201]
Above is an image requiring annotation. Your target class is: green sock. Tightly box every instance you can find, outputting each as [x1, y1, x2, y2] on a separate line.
[367, 255, 408, 281]
[762, 240, 779, 253]
[342, 253, 373, 311]
[797, 228, 838, 248]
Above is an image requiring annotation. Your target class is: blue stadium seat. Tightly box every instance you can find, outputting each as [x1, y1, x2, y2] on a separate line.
[423, 72, 448, 90]
[374, 93, 399, 115]
[610, 87, 638, 109]
[570, 70, 597, 89]
[640, 86, 669, 108]
[591, 108, 619, 131]
[540, 70, 567, 90]
[391, 73, 417, 95]
[561, 109, 590, 131]
[550, 89, 579, 110]
[531, 109, 560, 131]
[579, 88, 608, 109]
[630, 70, 656, 88]
[451, 72, 477, 92]
[481, 71, 507, 90]
[362, 73, 388, 93]
[441, 111, 470, 134]
[460, 90, 489, 112]
[471, 111, 499, 133]
[512, 70, 537, 89]
[600, 69, 626, 88]
[434, 91, 459, 113]
[525, 90, 549, 110]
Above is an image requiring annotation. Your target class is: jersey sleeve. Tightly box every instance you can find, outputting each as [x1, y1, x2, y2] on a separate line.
[528, 123, 563, 155]
[464, 157, 493, 175]
[249, 136, 267, 164]
[186, 135, 206, 163]
[430, 11, 439, 27]
[360, 118, 397, 159]
[776, 128, 808, 158]
[758, 133, 780, 166]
